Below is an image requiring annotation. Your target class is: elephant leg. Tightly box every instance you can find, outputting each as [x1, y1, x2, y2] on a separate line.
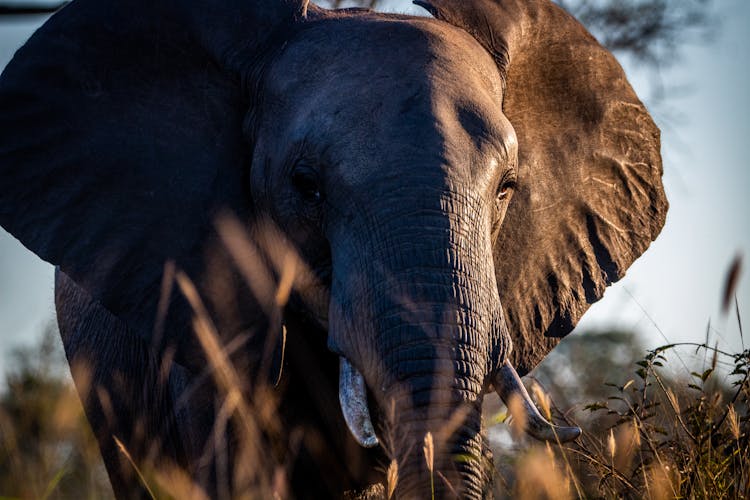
[54, 270, 214, 499]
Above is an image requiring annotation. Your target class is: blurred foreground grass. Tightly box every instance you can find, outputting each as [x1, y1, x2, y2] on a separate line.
[0, 326, 112, 499]
[1, 252, 747, 499]
[1, 325, 746, 499]
[489, 333, 749, 499]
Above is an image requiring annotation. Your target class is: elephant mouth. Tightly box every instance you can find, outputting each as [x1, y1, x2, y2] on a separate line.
[337, 357, 581, 449]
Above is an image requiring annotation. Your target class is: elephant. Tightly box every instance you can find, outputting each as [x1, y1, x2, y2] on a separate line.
[0, 0, 668, 497]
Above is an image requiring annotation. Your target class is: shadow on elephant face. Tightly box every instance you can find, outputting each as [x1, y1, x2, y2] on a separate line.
[252, 14, 517, 379]
[0, 0, 667, 497]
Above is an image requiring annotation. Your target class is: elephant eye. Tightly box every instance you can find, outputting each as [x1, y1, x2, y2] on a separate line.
[497, 175, 516, 201]
[291, 165, 323, 203]
[498, 183, 513, 200]
[493, 175, 516, 236]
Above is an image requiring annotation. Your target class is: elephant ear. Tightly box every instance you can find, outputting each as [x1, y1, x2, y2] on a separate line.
[0, 0, 309, 366]
[415, 0, 668, 374]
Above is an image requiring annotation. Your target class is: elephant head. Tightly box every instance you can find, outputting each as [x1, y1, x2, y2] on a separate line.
[0, 0, 667, 496]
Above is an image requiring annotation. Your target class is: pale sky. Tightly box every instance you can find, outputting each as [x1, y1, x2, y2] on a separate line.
[1, 1, 748, 377]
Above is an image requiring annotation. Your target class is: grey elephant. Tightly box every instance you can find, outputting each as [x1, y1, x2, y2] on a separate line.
[0, 0, 667, 497]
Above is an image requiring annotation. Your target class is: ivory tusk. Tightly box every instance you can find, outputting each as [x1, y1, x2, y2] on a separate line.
[339, 357, 379, 448]
[494, 360, 581, 443]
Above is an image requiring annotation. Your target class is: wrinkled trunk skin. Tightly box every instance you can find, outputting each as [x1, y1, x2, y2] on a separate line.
[372, 305, 495, 498]
[384, 361, 489, 498]
[328, 179, 508, 498]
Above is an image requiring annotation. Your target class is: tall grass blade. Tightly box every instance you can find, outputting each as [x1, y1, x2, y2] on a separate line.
[113, 436, 156, 500]
[607, 429, 616, 461]
[386, 459, 398, 499]
[736, 295, 744, 348]
[722, 254, 742, 314]
[423, 432, 434, 500]
[40, 465, 68, 500]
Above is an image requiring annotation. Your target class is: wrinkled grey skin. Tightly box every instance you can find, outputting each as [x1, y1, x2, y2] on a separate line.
[0, 0, 667, 497]
[255, 18, 514, 494]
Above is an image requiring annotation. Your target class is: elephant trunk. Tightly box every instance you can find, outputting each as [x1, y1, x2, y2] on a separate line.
[371, 284, 501, 498]
[382, 356, 489, 499]
[327, 179, 509, 496]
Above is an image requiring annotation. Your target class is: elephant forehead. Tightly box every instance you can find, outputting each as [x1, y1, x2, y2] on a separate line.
[260, 15, 511, 185]
[267, 15, 502, 95]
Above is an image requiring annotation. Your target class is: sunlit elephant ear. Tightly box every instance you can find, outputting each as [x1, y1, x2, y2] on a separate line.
[0, 0, 310, 367]
[415, 0, 668, 374]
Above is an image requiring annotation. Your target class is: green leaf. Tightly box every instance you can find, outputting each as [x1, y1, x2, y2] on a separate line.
[488, 411, 509, 425]
[41, 465, 69, 500]
[453, 453, 478, 464]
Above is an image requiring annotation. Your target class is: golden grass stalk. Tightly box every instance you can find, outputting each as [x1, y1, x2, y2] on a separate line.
[153, 465, 209, 500]
[514, 447, 572, 500]
[423, 431, 434, 472]
[727, 404, 741, 440]
[113, 436, 157, 500]
[507, 393, 527, 439]
[665, 387, 681, 415]
[436, 471, 458, 497]
[175, 270, 270, 492]
[214, 213, 276, 314]
[607, 429, 616, 461]
[218, 214, 320, 314]
[611, 421, 639, 473]
[274, 251, 297, 307]
[632, 418, 642, 448]
[386, 459, 398, 499]
[531, 382, 552, 421]
[424, 431, 435, 499]
[434, 404, 471, 448]
[646, 463, 675, 500]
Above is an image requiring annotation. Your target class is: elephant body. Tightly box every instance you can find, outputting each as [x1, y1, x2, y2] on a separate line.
[55, 271, 195, 496]
[55, 270, 383, 497]
[0, 0, 667, 497]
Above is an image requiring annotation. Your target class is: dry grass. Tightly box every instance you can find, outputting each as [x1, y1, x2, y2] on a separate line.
[1, 343, 747, 499]
[0, 224, 747, 499]
[0, 327, 111, 499]
[489, 341, 749, 500]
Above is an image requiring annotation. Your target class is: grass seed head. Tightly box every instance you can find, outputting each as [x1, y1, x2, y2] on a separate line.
[727, 404, 741, 440]
[386, 459, 398, 499]
[531, 382, 552, 421]
[423, 431, 434, 473]
[607, 429, 616, 460]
